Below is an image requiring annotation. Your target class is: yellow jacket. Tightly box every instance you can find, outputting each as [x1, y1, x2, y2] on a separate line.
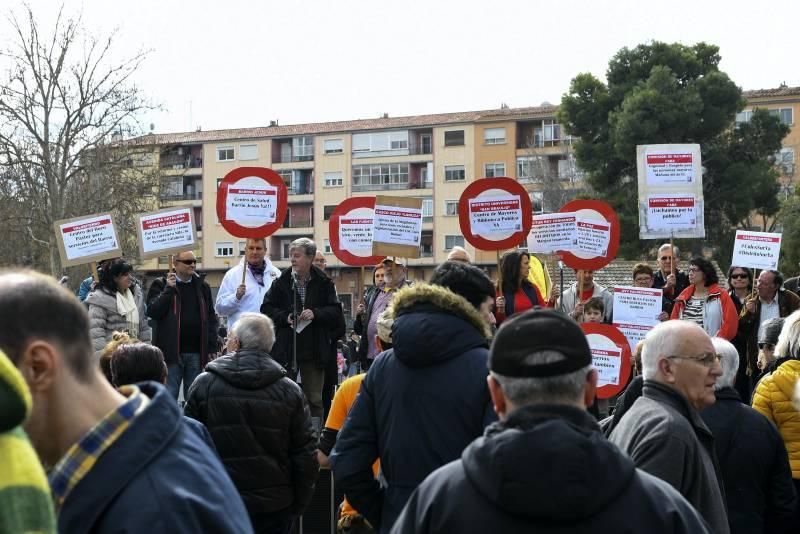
[752, 359, 800, 477]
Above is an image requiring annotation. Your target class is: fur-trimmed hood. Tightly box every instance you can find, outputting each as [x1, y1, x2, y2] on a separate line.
[386, 283, 490, 368]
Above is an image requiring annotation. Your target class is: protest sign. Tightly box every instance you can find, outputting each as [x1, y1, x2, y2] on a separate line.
[54, 213, 122, 267]
[372, 196, 423, 258]
[329, 197, 385, 266]
[458, 177, 532, 251]
[731, 230, 782, 271]
[615, 323, 652, 354]
[612, 286, 663, 352]
[528, 212, 577, 254]
[558, 200, 619, 271]
[137, 208, 197, 260]
[215, 167, 288, 239]
[581, 323, 632, 399]
[637, 143, 705, 239]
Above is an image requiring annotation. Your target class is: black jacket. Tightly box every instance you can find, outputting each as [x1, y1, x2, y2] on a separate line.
[261, 266, 341, 371]
[146, 273, 219, 366]
[184, 349, 319, 520]
[390, 404, 710, 534]
[330, 284, 496, 533]
[653, 270, 690, 315]
[700, 387, 797, 534]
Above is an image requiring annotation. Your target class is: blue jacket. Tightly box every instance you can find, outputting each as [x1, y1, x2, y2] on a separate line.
[330, 284, 495, 533]
[57, 382, 253, 534]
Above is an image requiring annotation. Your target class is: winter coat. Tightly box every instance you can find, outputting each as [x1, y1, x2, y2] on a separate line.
[609, 380, 730, 534]
[752, 359, 800, 478]
[654, 269, 691, 315]
[86, 284, 152, 359]
[261, 266, 341, 371]
[146, 273, 219, 367]
[556, 282, 614, 323]
[184, 349, 318, 521]
[354, 281, 412, 364]
[330, 284, 496, 533]
[215, 258, 281, 327]
[671, 283, 738, 341]
[57, 382, 253, 534]
[739, 289, 800, 377]
[701, 387, 796, 534]
[390, 404, 711, 534]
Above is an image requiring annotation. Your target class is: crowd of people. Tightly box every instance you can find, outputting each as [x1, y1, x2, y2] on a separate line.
[4, 238, 800, 534]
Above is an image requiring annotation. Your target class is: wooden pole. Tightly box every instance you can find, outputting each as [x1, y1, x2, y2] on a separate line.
[168, 254, 174, 272]
[578, 270, 585, 303]
[91, 261, 99, 283]
[496, 250, 502, 291]
[241, 260, 247, 286]
[752, 269, 760, 299]
[670, 234, 676, 278]
[360, 266, 365, 302]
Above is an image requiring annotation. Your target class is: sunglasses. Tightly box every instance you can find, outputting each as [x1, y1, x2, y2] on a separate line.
[758, 343, 775, 350]
[659, 256, 673, 261]
[730, 273, 749, 280]
[175, 259, 197, 265]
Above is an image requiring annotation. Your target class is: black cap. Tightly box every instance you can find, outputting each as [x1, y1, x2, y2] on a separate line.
[489, 308, 592, 377]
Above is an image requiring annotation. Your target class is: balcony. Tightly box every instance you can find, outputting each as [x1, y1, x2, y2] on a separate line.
[352, 182, 411, 193]
[161, 191, 203, 202]
[160, 154, 203, 170]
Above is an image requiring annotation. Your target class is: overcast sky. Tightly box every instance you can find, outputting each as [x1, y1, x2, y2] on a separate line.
[10, 0, 800, 135]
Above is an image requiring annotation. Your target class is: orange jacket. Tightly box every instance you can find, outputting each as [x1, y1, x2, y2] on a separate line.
[670, 283, 738, 340]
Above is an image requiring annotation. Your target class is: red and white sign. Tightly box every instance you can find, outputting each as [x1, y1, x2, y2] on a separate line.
[576, 218, 611, 257]
[216, 167, 288, 238]
[612, 285, 663, 352]
[528, 212, 578, 254]
[645, 151, 696, 185]
[731, 230, 782, 271]
[329, 197, 385, 266]
[59, 214, 119, 262]
[646, 194, 698, 230]
[614, 323, 652, 354]
[137, 208, 196, 259]
[458, 177, 532, 251]
[558, 200, 619, 271]
[581, 323, 632, 399]
[373, 205, 423, 247]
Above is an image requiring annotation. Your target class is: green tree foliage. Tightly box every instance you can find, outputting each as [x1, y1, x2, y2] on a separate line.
[558, 42, 788, 262]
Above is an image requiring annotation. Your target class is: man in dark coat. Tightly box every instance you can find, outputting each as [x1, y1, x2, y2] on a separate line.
[184, 312, 318, 533]
[261, 238, 342, 420]
[330, 262, 497, 533]
[701, 337, 796, 534]
[652, 243, 690, 316]
[0, 270, 252, 534]
[609, 320, 730, 533]
[390, 309, 710, 534]
[146, 250, 220, 400]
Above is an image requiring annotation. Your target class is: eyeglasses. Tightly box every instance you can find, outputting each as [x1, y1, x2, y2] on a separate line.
[730, 273, 749, 280]
[175, 259, 197, 265]
[688, 267, 701, 273]
[758, 343, 775, 351]
[659, 256, 673, 261]
[667, 353, 721, 367]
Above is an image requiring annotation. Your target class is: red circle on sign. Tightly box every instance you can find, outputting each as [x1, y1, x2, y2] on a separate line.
[329, 197, 386, 267]
[216, 167, 288, 238]
[458, 177, 533, 251]
[558, 199, 619, 271]
[581, 322, 632, 399]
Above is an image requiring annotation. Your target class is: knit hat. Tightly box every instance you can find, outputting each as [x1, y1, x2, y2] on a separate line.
[758, 317, 784, 346]
[489, 308, 591, 377]
[376, 309, 393, 344]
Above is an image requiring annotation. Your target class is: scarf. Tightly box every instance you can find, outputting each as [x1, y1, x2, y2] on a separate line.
[116, 288, 140, 338]
[249, 262, 266, 287]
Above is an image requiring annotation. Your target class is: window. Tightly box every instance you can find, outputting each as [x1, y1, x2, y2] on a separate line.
[324, 239, 332, 253]
[543, 122, 560, 142]
[352, 163, 409, 190]
[483, 127, 506, 145]
[769, 108, 794, 125]
[238, 241, 246, 256]
[389, 131, 408, 150]
[530, 192, 544, 214]
[445, 235, 465, 250]
[323, 205, 336, 221]
[352, 131, 409, 153]
[421, 198, 433, 223]
[444, 165, 465, 182]
[735, 110, 753, 125]
[281, 239, 292, 260]
[324, 171, 343, 187]
[216, 146, 234, 161]
[444, 130, 465, 146]
[777, 148, 795, 175]
[484, 162, 506, 178]
[517, 156, 546, 183]
[445, 200, 458, 216]
[239, 144, 258, 160]
[324, 139, 343, 154]
[293, 137, 313, 160]
[215, 241, 234, 257]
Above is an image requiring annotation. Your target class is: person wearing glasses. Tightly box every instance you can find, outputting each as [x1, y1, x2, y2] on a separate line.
[632, 263, 669, 321]
[727, 266, 753, 400]
[670, 257, 738, 341]
[146, 250, 220, 400]
[652, 244, 690, 316]
[609, 320, 729, 534]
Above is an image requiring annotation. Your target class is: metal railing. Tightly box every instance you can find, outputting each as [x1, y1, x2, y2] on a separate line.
[160, 191, 203, 201]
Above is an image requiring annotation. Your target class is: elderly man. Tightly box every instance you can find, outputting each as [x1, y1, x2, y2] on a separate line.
[0, 271, 252, 533]
[216, 238, 281, 328]
[261, 238, 342, 420]
[389, 309, 710, 533]
[652, 243, 690, 315]
[700, 337, 796, 534]
[609, 321, 729, 534]
[185, 313, 318, 534]
[739, 270, 800, 396]
[146, 250, 220, 400]
[446, 246, 471, 263]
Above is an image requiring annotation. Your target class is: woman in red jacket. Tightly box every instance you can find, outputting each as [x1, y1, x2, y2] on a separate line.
[670, 256, 738, 340]
[494, 250, 545, 326]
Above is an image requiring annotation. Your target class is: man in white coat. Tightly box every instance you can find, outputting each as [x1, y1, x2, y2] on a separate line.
[216, 238, 281, 327]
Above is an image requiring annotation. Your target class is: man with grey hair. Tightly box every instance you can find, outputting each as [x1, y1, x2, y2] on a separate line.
[185, 312, 318, 533]
[262, 237, 342, 419]
[390, 308, 710, 533]
[609, 320, 729, 533]
[446, 246, 471, 264]
[699, 337, 796, 534]
[653, 243, 689, 315]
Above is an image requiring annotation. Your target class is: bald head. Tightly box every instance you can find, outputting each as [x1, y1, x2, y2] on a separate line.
[641, 320, 712, 379]
[447, 246, 471, 264]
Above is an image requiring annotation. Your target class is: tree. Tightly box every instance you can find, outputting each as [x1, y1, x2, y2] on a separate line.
[0, 4, 160, 276]
[558, 41, 788, 261]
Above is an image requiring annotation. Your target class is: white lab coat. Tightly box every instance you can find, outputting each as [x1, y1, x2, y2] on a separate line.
[215, 257, 282, 327]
